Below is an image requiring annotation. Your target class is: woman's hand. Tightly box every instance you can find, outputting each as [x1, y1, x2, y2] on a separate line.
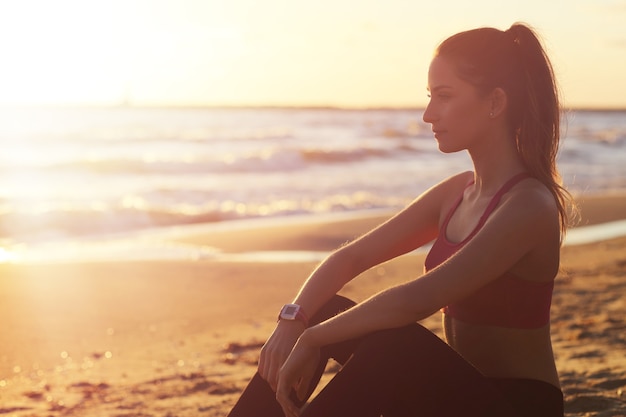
[276, 333, 320, 417]
[258, 320, 306, 392]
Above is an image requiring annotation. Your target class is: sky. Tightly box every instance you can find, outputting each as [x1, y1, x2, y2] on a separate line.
[0, 0, 624, 109]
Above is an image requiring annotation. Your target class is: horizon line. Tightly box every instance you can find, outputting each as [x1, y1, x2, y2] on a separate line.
[1, 103, 625, 112]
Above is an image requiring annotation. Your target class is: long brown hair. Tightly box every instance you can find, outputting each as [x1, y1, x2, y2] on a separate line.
[435, 22, 576, 236]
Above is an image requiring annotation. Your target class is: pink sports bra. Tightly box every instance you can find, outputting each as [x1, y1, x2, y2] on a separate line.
[424, 173, 554, 329]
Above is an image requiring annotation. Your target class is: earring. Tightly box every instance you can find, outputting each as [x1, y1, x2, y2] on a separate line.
[489, 111, 494, 118]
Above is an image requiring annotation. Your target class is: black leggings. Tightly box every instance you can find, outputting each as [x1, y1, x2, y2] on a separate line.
[228, 296, 563, 417]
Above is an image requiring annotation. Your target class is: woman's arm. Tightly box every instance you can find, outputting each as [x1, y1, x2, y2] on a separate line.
[299, 183, 559, 348]
[289, 172, 471, 319]
[258, 172, 468, 390]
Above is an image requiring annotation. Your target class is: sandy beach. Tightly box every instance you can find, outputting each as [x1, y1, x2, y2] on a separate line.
[1, 193, 625, 416]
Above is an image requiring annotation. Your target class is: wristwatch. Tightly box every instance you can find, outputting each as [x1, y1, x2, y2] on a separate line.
[278, 304, 309, 327]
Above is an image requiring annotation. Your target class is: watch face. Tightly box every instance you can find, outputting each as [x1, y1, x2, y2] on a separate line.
[281, 304, 299, 319]
[284, 305, 298, 316]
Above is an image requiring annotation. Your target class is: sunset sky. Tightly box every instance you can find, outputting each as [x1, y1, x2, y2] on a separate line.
[0, 0, 624, 109]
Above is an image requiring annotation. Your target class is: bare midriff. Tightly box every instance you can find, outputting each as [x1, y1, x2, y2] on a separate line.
[443, 314, 561, 389]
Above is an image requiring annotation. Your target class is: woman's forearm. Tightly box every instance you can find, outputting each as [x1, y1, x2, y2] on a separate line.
[291, 248, 363, 319]
[301, 280, 435, 348]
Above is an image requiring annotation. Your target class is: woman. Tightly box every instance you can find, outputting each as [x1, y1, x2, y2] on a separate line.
[228, 22, 573, 417]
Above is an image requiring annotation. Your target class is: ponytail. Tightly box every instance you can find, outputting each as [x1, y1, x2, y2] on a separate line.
[435, 23, 577, 237]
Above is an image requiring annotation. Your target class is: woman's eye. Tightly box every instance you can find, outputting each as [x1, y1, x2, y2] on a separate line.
[427, 92, 451, 101]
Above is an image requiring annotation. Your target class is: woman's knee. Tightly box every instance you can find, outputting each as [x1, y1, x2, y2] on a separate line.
[310, 295, 356, 326]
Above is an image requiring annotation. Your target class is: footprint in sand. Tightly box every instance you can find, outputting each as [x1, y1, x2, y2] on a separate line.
[220, 341, 264, 366]
[565, 395, 619, 414]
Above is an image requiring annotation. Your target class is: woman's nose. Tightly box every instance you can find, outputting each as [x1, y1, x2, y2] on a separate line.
[422, 103, 436, 124]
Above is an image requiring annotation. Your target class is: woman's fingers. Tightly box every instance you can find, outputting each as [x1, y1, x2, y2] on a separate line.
[276, 369, 300, 417]
[268, 356, 279, 391]
[296, 364, 315, 401]
[258, 321, 306, 392]
[276, 341, 321, 417]
[259, 346, 287, 392]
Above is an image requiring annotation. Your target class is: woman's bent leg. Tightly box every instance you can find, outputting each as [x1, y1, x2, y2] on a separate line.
[301, 324, 518, 417]
[227, 295, 357, 417]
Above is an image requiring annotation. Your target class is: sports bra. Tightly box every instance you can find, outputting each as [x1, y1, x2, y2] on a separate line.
[424, 173, 554, 329]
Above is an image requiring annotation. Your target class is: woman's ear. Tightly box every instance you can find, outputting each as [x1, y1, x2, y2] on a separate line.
[489, 88, 507, 118]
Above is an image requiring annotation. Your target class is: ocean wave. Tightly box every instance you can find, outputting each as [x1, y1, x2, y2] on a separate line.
[1, 143, 426, 176]
[567, 124, 626, 145]
[301, 144, 421, 164]
[0, 205, 229, 243]
[0, 192, 409, 243]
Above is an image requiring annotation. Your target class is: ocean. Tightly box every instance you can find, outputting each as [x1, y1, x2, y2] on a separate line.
[1, 107, 625, 262]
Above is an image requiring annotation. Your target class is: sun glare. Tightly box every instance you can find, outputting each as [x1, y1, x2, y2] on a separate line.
[0, 247, 16, 263]
[0, 1, 250, 106]
[0, 2, 131, 105]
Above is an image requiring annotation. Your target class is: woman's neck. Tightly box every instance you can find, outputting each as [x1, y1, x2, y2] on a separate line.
[468, 131, 526, 196]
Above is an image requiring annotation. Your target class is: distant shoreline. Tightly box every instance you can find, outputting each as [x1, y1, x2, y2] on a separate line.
[5, 192, 626, 264]
[1, 104, 625, 112]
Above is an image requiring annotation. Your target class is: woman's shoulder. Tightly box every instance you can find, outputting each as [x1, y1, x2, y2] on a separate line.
[493, 176, 561, 242]
[501, 176, 559, 215]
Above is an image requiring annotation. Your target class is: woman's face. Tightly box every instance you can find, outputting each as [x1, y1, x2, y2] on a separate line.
[422, 56, 492, 153]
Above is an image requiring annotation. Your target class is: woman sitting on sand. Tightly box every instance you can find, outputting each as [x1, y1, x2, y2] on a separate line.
[228, 22, 572, 417]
